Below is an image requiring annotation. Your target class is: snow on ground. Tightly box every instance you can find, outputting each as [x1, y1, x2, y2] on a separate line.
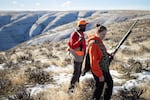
[110, 70, 126, 84]
[113, 71, 150, 94]
[27, 65, 150, 96]
[27, 84, 57, 96]
[43, 65, 72, 73]
[53, 73, 72, 85]
[0, 63, 5, 70]
[26, 29, 72, 45]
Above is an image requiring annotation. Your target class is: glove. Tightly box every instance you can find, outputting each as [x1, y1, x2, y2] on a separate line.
[79, 37, 84, 41]
[99, 76, 104, 82]
[109, 52, 114, 60]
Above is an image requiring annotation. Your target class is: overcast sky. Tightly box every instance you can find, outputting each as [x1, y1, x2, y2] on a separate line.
[0, 0, 150, 11]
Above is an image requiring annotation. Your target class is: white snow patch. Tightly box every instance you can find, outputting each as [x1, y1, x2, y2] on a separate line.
[0, 63, 5, 70]
[44, 65, 73, 85]
[113, 86, 123, 94]
[110, 70, 123, 76]
[27, 84, 56, 96]
[53, 73, 72, 85]
[120, 71, 150, 91]
[43, 65, 72, 73]
[34, 58, 50, 64]
[110, 70, 126, 84]
[131, 71, 150, 81]
[112, 71, 150, 94]
[80, 73, 93, 81]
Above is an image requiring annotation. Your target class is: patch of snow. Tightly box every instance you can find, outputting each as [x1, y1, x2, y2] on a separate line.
[0, 63, 6, 70]
[34, 58, 50, 64]
[43, 65, 72, 73]
[26, 28, 72, 45]
[110, 70, 126, 84]
[53, 73, 72, 85]
[80, 73, 93, 81]
[78, 11, 95, 18]
[131, 71, 150, 81]
[110, 70, 123, 76]
[113, 86, 123, 94]
[43, 12, 78, 32]
[113, 71, 150, 94]
[29, 14, 56, 37]
[27, 84, 56, 96]
[121, 71, 150, 91]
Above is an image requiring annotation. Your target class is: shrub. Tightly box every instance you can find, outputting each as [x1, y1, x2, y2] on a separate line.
[28, 69, 53, 84]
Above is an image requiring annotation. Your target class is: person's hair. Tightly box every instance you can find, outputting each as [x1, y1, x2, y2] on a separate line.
[96, 24, 107, 33]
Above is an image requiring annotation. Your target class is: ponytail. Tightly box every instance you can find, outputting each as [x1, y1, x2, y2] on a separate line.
[96, 24, 101, 27]
[96, 24, 107, 33]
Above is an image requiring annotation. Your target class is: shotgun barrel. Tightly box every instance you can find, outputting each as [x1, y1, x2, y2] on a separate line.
[113, 20, 138, 55]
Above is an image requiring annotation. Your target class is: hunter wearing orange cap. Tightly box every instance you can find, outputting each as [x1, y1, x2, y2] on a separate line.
[67, 19, 88, 93]
[88, 24, 114, 100]
[77, 19, 88, 26]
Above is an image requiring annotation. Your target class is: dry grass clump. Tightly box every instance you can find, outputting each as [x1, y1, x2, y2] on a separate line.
[0, 78, 11, 95]
[0, 70, 12, 95]
[132, 35, 150, 43]
[0, 69, 29, 97]
[138, 45, 150, 53]
[8, 86, 33, 100]
[27, 69, 53, 84]
[32, 83, 93, 100]
[0, 52, 6, 64]
[118, 87, 145, 100]
[114, 58, 143, 74]
[140, 83, 150, 100]
[110, 61, 129, 74]
[30, 77, 95, 100]
[127, 58, 143, 73]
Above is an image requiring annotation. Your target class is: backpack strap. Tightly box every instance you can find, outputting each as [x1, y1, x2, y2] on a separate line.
[86, 40, 95, 54]
[74, 29, 82, 38]
[94, 40, 110, 72]
[94, 40, 107, 56]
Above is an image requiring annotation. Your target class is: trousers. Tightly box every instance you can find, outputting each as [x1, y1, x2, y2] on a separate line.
[92, 71, 113, 100]
[69, 61, 82, 90]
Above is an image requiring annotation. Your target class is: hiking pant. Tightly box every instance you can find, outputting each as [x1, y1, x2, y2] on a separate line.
[92, 71, 113, 100]
[69, 61, 82, 89]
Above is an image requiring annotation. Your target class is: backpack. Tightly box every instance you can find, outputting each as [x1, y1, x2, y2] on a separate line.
[82, 40, 111, 75]
[68, 30, 85, 62]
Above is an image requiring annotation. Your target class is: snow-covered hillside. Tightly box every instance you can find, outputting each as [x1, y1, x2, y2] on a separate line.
[0, 16, 150, 100]
[0, 10, 150, 51]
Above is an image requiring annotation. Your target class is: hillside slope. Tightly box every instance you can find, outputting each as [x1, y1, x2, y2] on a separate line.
[0, 10, 150, 50]
[0, 17, 150, 100]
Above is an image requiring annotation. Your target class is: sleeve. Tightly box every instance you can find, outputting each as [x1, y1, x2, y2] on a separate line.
[69, 32, 81, 49]
[89, 43, 103, 77]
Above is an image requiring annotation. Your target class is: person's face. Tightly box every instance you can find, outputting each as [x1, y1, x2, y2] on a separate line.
[99, 30, 107, 40]
[79, 25, 86, 32]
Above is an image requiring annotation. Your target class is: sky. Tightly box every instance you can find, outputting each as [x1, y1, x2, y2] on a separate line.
[0, 0, 150, 11]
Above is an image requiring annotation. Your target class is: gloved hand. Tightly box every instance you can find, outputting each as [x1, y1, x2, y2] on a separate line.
[109, 52, 114, 60]
[99, 76, 104, 82]
[79, 36, 84, 41]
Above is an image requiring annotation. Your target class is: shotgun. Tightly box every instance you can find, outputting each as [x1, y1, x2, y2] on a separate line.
[100, 20, 138, 100]
[113, 20, 138, 56]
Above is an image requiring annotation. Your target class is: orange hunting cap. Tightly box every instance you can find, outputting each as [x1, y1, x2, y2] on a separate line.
[77, 19, 88, 26]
